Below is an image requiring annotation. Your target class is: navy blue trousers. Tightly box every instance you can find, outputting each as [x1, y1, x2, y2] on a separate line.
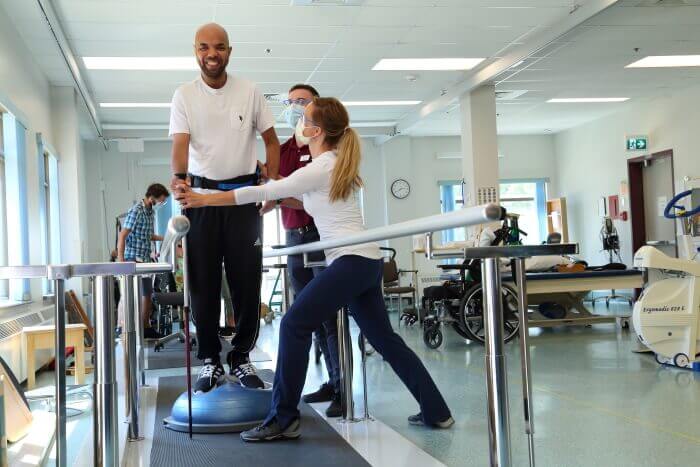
[267, 255, 452, 429]
[286, 229, 340, 393]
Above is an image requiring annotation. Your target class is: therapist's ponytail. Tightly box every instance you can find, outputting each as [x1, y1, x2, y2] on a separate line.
[311, 97, 363, 202]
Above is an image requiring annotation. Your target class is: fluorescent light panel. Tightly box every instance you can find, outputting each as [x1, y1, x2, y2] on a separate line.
[626, 55, 700, 68]
[100, 103, 171, 108]
[101, 101, 420, 108]
[84, 56, 197, 70]
[547, 98, 629, 103]
[373, 58, 484, 71]
[342, 100, 420, 106]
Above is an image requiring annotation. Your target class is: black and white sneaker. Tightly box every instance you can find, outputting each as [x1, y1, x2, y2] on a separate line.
[407, 412, 455, 429]
[240, 418, 300, 442]
[193, 359, 224, 394]
[227, 352, 265, 389]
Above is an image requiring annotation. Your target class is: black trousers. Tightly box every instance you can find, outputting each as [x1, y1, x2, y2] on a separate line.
[186, 204, 262, 361]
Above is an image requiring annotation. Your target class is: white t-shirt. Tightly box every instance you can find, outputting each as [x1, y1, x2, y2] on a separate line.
[169, 73, 275, 183]
[236, 151, 381, 265]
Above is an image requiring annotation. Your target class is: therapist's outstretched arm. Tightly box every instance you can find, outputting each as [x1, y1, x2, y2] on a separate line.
[261, 127, 280, 180]
[175, 185, 236, 209]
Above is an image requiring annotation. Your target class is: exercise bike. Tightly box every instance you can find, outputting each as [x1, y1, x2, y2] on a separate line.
[632, 188, 700, 370]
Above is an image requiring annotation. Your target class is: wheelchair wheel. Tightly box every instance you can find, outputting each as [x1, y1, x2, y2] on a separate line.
[458, 283, 520, 345]
[423, 323, 443, 349]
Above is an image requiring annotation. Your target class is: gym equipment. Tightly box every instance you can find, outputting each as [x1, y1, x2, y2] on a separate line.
[592, 216, 633, 306]
[633, 188, 700, 370]
[0, 356, 32, 443]
[163, 381, 271, 433]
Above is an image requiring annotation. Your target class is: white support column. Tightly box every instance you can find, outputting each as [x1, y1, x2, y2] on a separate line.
[460, 85, 500, 238]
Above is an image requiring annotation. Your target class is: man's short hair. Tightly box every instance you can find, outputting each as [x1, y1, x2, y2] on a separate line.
[145, 183, 169, 199]
[288, 83, 319, 97]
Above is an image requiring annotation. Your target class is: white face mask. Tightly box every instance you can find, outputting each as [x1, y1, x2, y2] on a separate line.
[295, 118, 314, 146]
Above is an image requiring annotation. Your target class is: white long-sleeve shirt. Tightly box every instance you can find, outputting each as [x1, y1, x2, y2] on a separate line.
[236, 151, 381, 265]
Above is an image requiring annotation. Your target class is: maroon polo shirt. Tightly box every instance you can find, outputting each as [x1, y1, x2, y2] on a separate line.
[279, 137, 314, 230]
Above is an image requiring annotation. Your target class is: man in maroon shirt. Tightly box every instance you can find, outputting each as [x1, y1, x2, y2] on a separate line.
[265, 84, 341, 417]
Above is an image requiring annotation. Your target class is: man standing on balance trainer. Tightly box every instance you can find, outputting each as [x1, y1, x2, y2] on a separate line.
[170, 23, 280, 393]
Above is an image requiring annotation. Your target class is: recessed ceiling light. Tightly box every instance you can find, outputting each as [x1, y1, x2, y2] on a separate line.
[84, 57, 197, 70]
[100, 103, 171, 108]
[547, 98, 629, 103]
[372, 58, 484, 71]
[342, 100, 421, 106]
[626, 55, 700, 68]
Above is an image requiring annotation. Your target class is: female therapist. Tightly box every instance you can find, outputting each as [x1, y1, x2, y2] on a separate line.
[175, 97, 454, 442]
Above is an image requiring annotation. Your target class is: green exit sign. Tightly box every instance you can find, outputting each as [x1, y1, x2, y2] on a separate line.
[626, 136, 648, 151]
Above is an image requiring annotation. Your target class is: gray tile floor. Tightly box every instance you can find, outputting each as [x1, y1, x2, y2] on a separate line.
[282, 303, 700, 467]
[33, 302, 700, 466]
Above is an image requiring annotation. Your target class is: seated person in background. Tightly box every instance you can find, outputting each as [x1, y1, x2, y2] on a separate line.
[117, 183, 170, 339]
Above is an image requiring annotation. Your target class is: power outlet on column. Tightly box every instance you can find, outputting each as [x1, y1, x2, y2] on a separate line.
[477, 186, 498, 205]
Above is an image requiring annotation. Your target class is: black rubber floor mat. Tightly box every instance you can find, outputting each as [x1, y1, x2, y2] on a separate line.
[151, 373, 371, 467]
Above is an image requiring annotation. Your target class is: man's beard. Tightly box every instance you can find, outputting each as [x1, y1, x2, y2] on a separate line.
[199, 56, 228, 79]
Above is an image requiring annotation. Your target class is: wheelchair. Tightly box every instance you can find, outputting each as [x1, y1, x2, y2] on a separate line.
[151, 272, 196, 352]
[418, 216, 526, 350]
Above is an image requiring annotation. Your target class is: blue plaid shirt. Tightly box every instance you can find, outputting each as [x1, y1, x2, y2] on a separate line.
[123, 200, 154, 261]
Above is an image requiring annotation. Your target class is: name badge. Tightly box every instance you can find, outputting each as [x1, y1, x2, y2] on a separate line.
[300, 154, 311, 162]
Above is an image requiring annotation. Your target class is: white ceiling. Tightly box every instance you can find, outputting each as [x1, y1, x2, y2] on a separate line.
[3, 0, 700, 138]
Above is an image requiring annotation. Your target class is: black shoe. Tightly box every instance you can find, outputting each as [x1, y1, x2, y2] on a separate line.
[240, 418, 301, 442]
[407, 412, 455, 429]
[325, 393, 342, 418]
[193, 359, 224, 394]
[143, 327, 164, 340]
[302, 382, 334, 403]
[218, 326, 236, 338]
[227, 352, 265, 389]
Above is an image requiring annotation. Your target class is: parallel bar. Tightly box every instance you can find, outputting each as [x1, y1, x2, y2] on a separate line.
[337, 307, 356, 422]
[134, 277, 146, 387]
[94, 276, 119, 467]
[54, 279, 67, 467]
[71, 262, 136, 277]
[133, 262, 173, 275]
[515, 259, 536, 467]
[159, 215, 190, 263]
[181, 235, 193, 438]
[123, 275, 142, 441]
[0, 265, 47, 279]
[482, 258, 512, 467]
[265, 204, 502, 257]
[359, 333, 371, 420]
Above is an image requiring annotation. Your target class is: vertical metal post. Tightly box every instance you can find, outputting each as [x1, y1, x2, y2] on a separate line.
[181, 236, 193, 438]
[123, 275, 142, 441]
[94, 275, 119, 467]
[482, 258, 512, 467]
[133, 276, 146, 386]
[337, 307, 356, 422]
[358, 333, 372, 420]
[515, 258, 535, 467]
[0, 375, 6, 467]
[54, 278, 67, 467]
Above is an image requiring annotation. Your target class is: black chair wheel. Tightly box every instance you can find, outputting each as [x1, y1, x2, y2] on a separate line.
[423, 324, 443, 349]
[154, 344, 163, 352]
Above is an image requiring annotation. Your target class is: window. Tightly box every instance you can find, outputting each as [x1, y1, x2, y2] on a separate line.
[439, 180, 466, 243]
[499, 179, 548, 244]
[0, 116, 8, 299]
[40, 150, 61, 295]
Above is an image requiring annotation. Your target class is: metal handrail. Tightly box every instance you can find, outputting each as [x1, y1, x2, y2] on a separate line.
[264, 204, 502, 258]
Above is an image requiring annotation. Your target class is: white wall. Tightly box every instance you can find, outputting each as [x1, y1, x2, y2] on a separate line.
[554, 83, 700, 265]
[499, 135, 558, 197]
